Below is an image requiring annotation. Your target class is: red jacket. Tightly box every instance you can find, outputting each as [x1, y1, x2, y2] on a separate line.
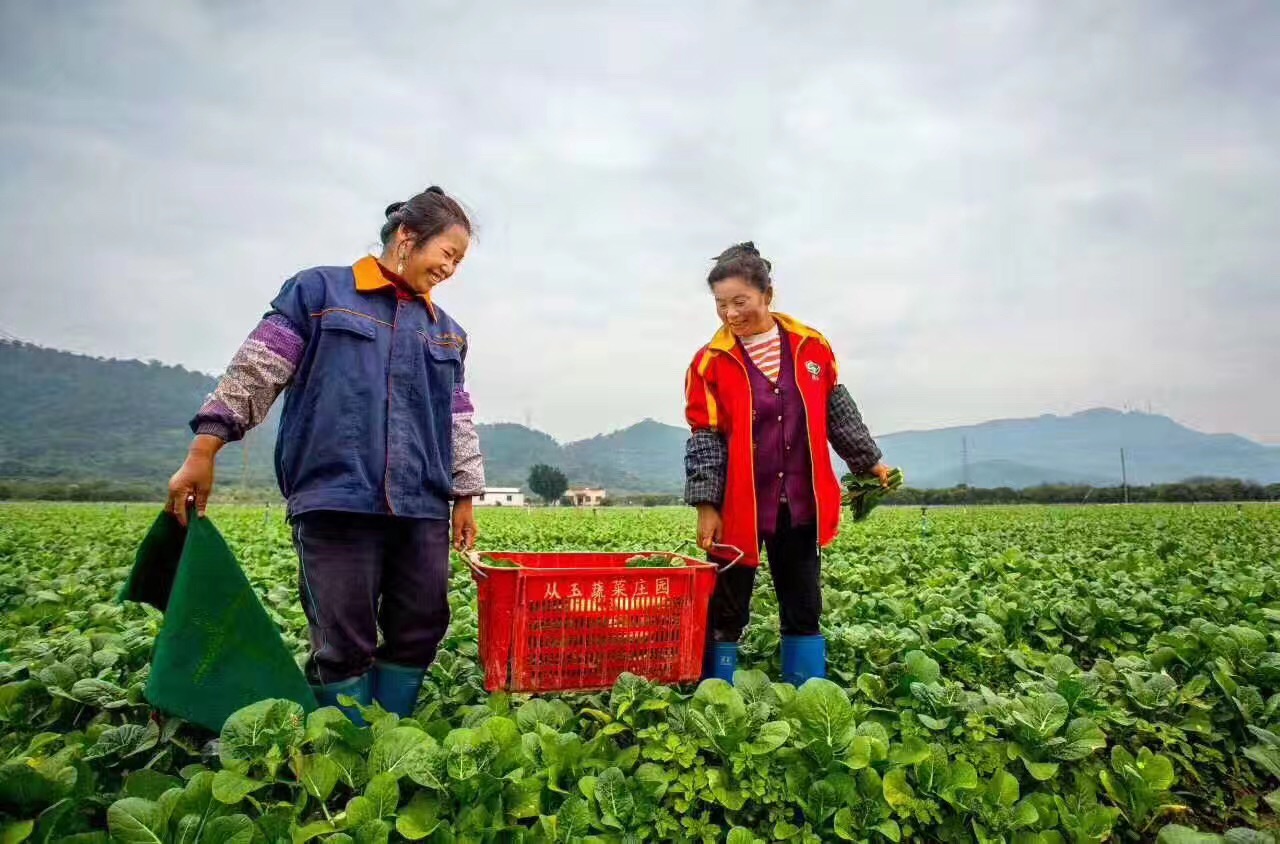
[684, 314, 843, 567]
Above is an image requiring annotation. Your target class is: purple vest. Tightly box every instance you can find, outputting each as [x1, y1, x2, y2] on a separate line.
[744, 328, 816, 539]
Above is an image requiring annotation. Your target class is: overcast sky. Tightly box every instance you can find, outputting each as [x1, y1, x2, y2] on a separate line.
[2, 1, 1277, 444]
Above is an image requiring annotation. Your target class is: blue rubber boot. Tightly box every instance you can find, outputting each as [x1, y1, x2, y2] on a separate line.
[781, 635, 826, 687]
[312, 673, 372, 725]
[371, 662, 427, 719]
[702, 642, 739, 682]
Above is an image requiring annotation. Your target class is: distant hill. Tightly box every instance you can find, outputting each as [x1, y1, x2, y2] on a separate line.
[0, 341, 275, 487]
[471, 423, 563, 488]
[3, 341, 1279, 492]
[0, 341, 682, 494]
[876, 408, 1280, 487]
[563, 419, 689, 493]
[908, 459, 1110, 490]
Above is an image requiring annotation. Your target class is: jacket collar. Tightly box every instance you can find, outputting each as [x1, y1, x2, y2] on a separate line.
[707, 312, 820, 352]
[352, 256, 437, 321]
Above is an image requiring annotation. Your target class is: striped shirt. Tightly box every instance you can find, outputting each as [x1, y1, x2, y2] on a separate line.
[741, 323, 781, 383]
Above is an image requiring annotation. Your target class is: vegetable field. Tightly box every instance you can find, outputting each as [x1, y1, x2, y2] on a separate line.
[3, 503, 1280, 843]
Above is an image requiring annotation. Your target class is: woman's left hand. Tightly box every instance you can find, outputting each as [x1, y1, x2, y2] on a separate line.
[870, 463, 895, 488]
[452, 497, 479, 550]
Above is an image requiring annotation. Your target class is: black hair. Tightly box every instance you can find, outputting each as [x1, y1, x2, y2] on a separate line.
[379, 186, 472, 248]
[707, 241, 772, 293]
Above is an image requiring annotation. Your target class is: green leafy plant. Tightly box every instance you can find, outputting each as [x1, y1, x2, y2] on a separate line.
[2, 502, 1280, 840]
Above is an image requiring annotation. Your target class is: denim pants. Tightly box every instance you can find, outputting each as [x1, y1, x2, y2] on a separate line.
[291, 511, 451, 685]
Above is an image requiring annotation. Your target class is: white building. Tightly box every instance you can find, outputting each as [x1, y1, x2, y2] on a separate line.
[475, 487, 526, 507]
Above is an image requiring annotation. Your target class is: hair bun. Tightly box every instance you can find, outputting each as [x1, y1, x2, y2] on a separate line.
[706, 240, 773, 291]
[384, 201, 406, 218]
[425, 186, 445, 195]
[712, 240, 764, 263]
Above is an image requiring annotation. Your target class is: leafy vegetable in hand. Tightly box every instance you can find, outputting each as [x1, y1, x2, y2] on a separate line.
[843, 467, 904, 521]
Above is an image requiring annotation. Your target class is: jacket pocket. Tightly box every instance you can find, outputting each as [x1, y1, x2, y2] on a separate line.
[422, 334, 462, 396]
[424, 338, 462, 361]
[318, 309, 380, 339]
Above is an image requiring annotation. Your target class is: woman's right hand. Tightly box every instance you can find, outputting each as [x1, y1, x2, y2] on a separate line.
[696, 504, 723, 553]
[167, 436, 222, 526]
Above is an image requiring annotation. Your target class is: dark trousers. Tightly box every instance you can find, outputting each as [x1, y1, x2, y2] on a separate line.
[292, 511, 451, 685]
[708, 507, 822, 643]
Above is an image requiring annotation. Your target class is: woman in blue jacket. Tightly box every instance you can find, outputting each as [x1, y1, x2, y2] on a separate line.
[166, 186, 485, 720]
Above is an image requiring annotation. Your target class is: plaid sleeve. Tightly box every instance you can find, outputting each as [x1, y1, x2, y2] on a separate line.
[828, 384, 882, 474]
[684, 429, 727, 507]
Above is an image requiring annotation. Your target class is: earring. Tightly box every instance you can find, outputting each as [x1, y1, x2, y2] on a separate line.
[397, 250, 406, 275]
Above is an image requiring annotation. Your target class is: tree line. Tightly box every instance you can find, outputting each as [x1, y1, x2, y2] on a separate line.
[875, 476, 1280, 506]
[2, 474, 1277, 505]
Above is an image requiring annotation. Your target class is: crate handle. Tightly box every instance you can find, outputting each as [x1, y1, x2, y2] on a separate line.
[672, 539, 744, 571]
[710, 543, 744, 572]
[462, 549, 487, 578]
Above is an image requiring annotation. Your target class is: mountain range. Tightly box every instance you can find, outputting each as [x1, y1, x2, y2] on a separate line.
[3, 340, 1279, 493]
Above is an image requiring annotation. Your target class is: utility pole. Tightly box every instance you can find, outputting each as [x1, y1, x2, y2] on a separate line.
[961, 437, 971, 489]
[1120, 448, 1129, 504]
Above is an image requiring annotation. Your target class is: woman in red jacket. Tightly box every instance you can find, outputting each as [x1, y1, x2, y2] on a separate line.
[684, 242, 891, 686]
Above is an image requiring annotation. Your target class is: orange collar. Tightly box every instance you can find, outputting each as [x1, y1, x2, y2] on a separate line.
[353, 256, 437, 320]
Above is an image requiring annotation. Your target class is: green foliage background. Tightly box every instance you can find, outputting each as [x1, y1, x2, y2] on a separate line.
[2, 504, 1280, 842]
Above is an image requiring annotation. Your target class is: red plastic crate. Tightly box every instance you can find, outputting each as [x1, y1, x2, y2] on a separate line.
[470, 551, 719, 693]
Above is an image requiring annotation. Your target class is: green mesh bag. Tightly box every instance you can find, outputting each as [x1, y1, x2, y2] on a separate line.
[119, 510, 315, 731]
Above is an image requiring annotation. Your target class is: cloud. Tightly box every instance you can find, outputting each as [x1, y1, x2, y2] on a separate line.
[1, 0, 1277, 443]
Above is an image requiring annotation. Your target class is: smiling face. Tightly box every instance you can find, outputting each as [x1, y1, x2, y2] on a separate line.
[712, 276, 775, 337]
[395, 224, 470, 293]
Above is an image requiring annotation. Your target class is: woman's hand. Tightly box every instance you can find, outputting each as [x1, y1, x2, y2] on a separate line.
[167, 435, 223, 526]
[452, 497, 479, 551]
[696, 504, 723, 553]
[869, 462, 895, 488]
